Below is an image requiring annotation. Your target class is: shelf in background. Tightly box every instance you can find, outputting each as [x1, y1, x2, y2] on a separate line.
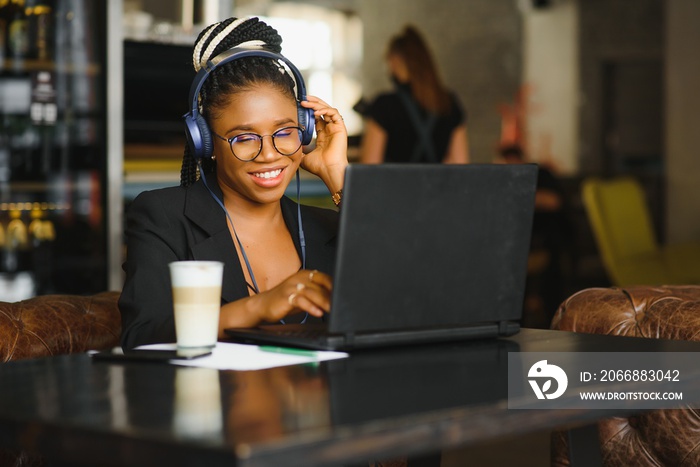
[1, 59, 101, 75]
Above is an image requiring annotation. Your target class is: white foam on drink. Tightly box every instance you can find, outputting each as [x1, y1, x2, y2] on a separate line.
[169, 261, 223, 287]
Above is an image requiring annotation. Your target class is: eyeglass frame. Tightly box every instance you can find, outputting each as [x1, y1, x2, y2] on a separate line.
[211, 125, 305, 162]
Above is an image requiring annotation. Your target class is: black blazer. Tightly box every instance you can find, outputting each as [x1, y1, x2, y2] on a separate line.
[119, 178, 338, 350]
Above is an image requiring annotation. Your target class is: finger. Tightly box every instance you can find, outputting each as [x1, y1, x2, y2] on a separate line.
[302, 95, 330, 107]
[301, 282, 332, 311]
[313, 107, 343, 122]
[301, 98, 344, 125]
[291, 292, 326, 317]
[286, 278, 328, 303]
[287, 273, 331, 311]
[288, 283, 329, 309]
[304, 269, 333, 291]
[286, 281, 306, 306]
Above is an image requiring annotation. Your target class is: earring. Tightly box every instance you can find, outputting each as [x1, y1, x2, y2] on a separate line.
[211, 155, 216, 161]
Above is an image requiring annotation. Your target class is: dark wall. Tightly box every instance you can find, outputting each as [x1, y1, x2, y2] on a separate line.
[577, 0, 664, 174]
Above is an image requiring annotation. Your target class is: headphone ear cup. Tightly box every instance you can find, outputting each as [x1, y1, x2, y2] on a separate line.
[298, 105, 315, 146]
[184, 113, 214, 160]
[196, 115, 214, 159]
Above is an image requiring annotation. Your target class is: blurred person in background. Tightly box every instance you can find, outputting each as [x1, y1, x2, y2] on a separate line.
[359, 25, 469, 165]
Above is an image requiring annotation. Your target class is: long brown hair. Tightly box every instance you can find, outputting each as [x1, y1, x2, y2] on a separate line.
[387, 25, 451, 115]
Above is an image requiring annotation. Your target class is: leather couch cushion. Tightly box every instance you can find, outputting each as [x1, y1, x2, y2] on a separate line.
[0, 292, 121, 362]
[550, 286, 700, 466]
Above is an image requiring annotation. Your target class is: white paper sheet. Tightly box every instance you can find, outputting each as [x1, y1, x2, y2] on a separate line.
[135, 342, 348, 371]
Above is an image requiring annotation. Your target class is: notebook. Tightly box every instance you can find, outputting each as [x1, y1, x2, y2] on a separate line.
[225, 163, 538, 351]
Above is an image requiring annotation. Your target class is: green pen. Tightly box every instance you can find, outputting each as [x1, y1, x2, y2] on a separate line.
[258, 345, 319, 358]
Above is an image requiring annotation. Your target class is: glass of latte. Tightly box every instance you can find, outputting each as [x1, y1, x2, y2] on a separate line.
[168, 261, 224, 349]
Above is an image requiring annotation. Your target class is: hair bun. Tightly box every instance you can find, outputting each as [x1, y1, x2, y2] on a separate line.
[193, 17, 283, 72]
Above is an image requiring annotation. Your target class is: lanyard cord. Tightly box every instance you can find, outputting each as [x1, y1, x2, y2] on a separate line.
[197, 162, 308, 323]
[198, 161, 260, 293]
[396, 87, 438, 163]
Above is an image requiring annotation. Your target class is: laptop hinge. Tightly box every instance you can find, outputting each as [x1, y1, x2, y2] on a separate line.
[498, 320, 520, 336]
[344, 331, 355, 346]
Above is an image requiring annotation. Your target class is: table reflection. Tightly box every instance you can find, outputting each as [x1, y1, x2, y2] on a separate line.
[174, 368, 223, 438]
[221, 364, 330, 443]
[326, 338, 518, 426]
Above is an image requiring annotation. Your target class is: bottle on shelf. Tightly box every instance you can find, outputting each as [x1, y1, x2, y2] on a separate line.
[26, 0, 52, 61]
[7, 208, 27, 248]
[2, 208, 26, 272]
[28, 206, 54, 243]
[28, 206, 53, 293]
[0, 0, 8, 67]
[5, 0, 28, 70]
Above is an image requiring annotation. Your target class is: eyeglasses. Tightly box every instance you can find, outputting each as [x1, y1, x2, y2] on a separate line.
[212, 126, 304, 162]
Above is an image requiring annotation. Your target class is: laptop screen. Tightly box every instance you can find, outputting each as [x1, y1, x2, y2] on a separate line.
[328, 164, 537, 334]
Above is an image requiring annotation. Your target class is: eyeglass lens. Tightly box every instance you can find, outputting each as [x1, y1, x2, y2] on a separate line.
[231, 127, 302, 161]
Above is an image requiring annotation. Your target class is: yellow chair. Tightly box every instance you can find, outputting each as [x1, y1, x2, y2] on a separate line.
[581, 177, 700, 286]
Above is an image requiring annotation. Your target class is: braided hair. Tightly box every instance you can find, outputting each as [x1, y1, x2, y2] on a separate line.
[180, 17, 297, 187]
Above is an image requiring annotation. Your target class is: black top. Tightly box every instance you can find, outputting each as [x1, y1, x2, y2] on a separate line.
[366, 85, 465, 163]
[119, 178, 339, 350]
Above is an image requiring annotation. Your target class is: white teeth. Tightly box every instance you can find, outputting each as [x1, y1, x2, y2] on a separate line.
[252, 169, 282, 179]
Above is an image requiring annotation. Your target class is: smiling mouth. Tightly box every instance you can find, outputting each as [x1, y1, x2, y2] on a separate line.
[251, 168, 283, 179]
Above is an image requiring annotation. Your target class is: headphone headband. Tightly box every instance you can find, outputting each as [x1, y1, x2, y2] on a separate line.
[188, 47, 309, 114]
[184, 47, 315, 159]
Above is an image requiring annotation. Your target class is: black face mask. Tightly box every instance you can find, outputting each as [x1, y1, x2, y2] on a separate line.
[390, 75, 410, 91]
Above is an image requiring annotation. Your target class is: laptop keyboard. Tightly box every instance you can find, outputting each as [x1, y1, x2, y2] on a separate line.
[277, 328, 327, 338]
[259, 324, 329, 339]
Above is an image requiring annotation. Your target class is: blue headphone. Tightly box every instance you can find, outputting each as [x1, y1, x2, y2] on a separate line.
[183, 47, 315, 160]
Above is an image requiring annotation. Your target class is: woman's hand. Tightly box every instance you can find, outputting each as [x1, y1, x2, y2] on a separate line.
[300, 96, 348, 195]
[255, 269, 333, 323]
[218, 270, 333, 335]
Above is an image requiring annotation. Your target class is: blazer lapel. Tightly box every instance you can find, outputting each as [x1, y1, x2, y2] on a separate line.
[280, 196, 304, 262]
[184, 179, 248, 303]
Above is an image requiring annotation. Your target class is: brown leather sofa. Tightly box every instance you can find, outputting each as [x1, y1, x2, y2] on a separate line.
[550, 285, 700, 466]
[0, 291, 121, 362]
[0, 291, 121, 466]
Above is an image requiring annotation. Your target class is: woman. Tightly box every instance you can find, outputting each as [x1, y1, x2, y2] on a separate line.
[360, 26, 469, 164]
[119, 17, 348, 350]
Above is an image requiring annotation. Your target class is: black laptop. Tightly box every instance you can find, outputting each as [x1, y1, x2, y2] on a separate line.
[225, 163, 537, 351]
